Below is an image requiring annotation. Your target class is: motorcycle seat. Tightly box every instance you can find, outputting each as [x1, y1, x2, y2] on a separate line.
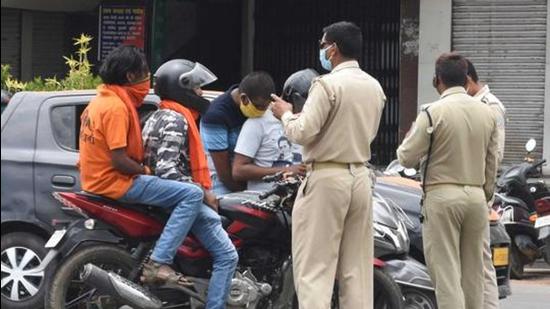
[78, 191, 171, 221]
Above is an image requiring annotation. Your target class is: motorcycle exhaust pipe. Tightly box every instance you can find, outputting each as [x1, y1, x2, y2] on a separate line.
[81, 263, 163, 309]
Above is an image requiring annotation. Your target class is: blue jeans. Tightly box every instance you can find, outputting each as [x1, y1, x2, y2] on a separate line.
[120, 175, 238, 309]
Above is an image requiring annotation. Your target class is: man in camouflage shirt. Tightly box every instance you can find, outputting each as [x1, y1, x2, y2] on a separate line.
[143, 110, 193, 182]
[141, 59, 238, 309]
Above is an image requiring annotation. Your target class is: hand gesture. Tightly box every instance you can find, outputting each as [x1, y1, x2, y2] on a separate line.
[270, 94, 293, 119]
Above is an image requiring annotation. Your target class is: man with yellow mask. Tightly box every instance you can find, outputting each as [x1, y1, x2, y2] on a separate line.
[201, 71, 274, 195]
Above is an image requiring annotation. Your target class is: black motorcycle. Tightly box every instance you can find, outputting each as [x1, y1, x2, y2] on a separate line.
[493, 138, 549, 278]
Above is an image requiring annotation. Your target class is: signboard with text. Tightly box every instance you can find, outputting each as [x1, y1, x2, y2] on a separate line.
[98, 5, 146, 60]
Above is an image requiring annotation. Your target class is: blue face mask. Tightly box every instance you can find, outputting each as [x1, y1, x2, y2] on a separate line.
[319, 45, 333, 71]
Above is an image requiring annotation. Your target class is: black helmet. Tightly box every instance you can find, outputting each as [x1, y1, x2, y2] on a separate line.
[282, 68, 319, 113]
[154, 59, 217, 114]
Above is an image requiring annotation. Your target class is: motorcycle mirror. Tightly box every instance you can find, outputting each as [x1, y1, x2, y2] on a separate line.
[403, 168, 417, 177]
[525, 138, 537, 152]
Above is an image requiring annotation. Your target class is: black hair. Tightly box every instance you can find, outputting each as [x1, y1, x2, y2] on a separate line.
[239, 71, 275, 102]
[435, 52, 468, 87]
[278, 136, 291, 147]
[322, 21, 362, 59]
[465, 59, 479, 83]
[98, 45, 149, 85]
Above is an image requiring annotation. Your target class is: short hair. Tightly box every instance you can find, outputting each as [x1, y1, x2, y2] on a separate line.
[99, 45, 149, 85]
[435, 52, 468, 87]
[466, 59, 479, 83]
[239, 71, 275, 101]
[322, 21, 362, 59]
[278, 136, 291, 147]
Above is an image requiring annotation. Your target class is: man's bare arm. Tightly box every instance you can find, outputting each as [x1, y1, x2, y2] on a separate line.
[210, 150, 246, 192]
[111, 148, 147, 175]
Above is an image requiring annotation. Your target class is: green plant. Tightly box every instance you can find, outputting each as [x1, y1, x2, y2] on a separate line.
[1, 34, 102, 92]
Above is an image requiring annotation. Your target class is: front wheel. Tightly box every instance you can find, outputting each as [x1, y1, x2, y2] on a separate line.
[291, 268, 404, 309]
[373, 268, 404, 309]
[401, 287, 437, 309]
[45, 245, 136, 309]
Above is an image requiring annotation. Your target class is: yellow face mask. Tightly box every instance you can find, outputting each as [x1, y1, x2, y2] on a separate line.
[239, 100, 266, 118]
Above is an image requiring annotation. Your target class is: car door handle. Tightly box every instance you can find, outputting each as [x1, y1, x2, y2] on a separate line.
[52, 175, 76, 187]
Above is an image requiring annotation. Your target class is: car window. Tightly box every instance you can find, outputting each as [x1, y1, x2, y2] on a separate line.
[50, 102, 158, 151]
[51, 105, 87, 151]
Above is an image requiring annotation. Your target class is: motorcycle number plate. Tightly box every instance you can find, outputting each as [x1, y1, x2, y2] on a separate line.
[45, 229, 67, 249]
[492, 247, 509, 267]
[534, 215, 550, 228]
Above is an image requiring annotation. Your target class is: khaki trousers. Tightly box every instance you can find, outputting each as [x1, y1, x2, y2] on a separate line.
[292, 164, 372, 309]
[422, 184, 488, 309]
[483, 221, 499, 309]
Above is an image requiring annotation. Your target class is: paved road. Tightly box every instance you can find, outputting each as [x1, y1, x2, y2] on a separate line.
[501, 261, 550, 309]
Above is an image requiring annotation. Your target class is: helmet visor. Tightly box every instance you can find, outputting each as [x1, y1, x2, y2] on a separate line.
[178, 62, 218, 89]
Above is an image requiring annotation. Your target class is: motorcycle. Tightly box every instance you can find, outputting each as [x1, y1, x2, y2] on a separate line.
[371, 191, 436, 309]
[44, 173, 404, 309]
[376, 160, 512, 299]
[493, 138, 549, 278]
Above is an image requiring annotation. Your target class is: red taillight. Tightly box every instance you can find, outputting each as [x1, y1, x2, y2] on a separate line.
[535, 197, 550, 216]
[373, 258, 385, 268]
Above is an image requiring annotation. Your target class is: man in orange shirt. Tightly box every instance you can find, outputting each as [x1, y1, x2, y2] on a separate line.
[79, 45, 210, 287]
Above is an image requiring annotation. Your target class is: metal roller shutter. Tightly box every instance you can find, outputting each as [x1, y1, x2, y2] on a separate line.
[1, 8, 21, 79]
[254, 0, 401, 165]
[452, 0, 547, 165]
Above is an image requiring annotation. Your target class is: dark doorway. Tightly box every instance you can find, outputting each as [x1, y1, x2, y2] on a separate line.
[254, 0, 400, 165]
[151, 0, 242, 90]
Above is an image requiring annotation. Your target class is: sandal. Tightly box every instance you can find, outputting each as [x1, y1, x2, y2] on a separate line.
[140, 260, 193, 287]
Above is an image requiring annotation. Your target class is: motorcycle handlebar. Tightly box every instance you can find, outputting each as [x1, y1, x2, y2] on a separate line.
[259, 186, 281, 200]
[534, 159, 547, 168]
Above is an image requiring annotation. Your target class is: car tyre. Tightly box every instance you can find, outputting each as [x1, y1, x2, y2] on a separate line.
[401, 286, 437, 309]
[1, 232, 57, 309]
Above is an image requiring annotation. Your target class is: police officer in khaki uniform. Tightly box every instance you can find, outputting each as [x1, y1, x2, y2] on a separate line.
[397, 53, 499, 309]
[271, 21, 385, 309]
[466, 59, 506, 309]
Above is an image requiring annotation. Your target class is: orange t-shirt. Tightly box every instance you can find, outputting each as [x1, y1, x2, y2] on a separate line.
[79, 91, 134, 199]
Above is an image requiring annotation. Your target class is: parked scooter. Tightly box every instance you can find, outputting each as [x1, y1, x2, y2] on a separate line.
[44, 174, 405, 309]
[376, 160, 512, 299]
[493, 138, 549, 278]
[371, 192, 436, 309]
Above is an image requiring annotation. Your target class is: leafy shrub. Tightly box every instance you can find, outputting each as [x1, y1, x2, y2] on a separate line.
[1, 34, 102, 93]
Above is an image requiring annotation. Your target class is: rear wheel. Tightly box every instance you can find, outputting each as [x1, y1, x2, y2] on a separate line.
[510, 243, 525, 279]
[544, 236, 550, 265]
[46, 245, 135, 309]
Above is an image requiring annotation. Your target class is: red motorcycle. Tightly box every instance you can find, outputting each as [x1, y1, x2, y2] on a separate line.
[44, 174, 403, 309]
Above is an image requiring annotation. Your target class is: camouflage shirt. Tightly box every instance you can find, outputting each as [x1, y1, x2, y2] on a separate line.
[142, 109, 193, 183]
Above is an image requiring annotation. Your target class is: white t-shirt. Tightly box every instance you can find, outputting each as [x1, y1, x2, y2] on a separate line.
[235, 110, 300, 191]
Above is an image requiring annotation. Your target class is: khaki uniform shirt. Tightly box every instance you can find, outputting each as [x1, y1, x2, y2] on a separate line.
[473, 85, 506, 164]
[281, 61, 386, 163]
[397, 87, 499, 200]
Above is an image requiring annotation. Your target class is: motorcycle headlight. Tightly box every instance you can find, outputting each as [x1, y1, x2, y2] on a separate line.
[373, 222, 409, 253]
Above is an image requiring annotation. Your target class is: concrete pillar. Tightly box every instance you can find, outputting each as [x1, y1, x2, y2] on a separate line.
[241, 0, 254, 77]
[417, 0, 452, 107]
[399, 0, 420, 142]
[543, 3, 550, 176]
[20, 10, 33, 81]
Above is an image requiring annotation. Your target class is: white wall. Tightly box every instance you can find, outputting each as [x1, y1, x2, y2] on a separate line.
[417, 0, 452, 108]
